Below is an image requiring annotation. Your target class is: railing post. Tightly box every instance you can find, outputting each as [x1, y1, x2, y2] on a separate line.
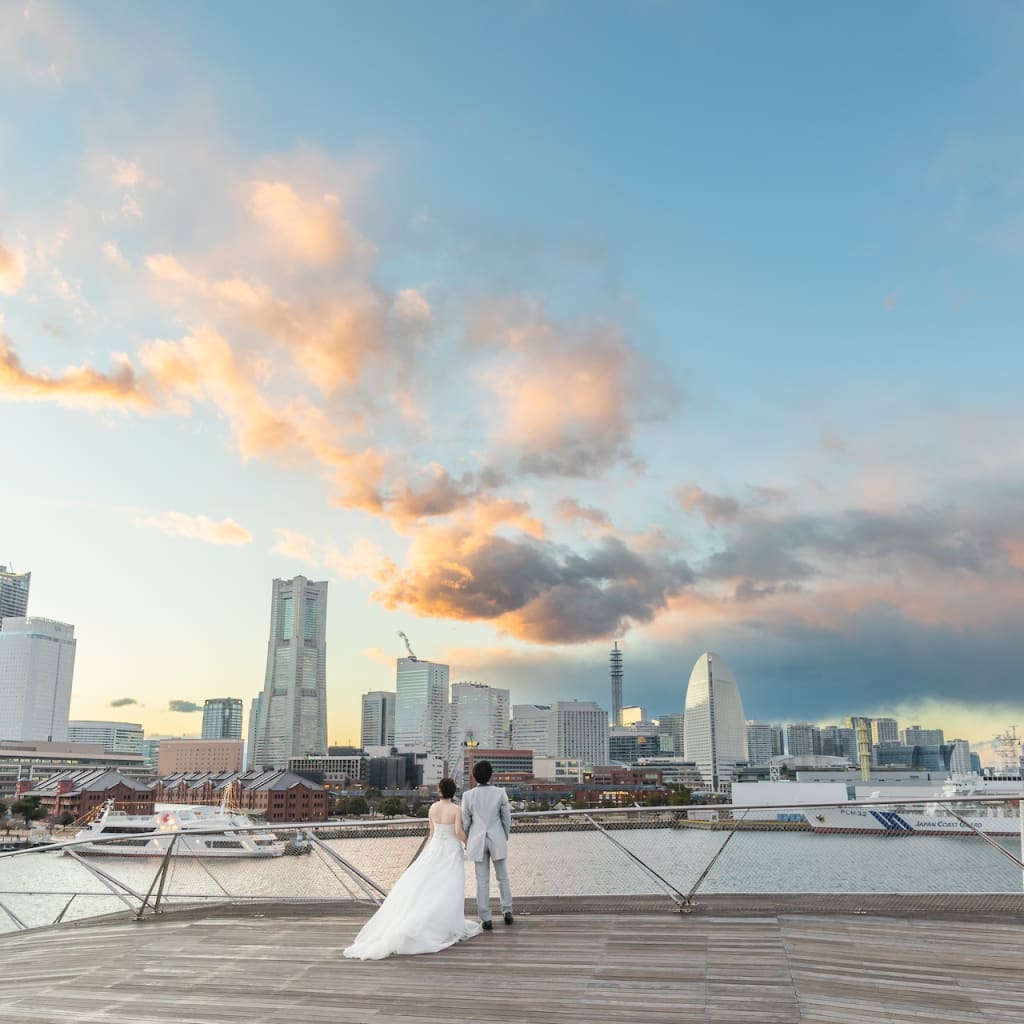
[136, 834, 180, 921]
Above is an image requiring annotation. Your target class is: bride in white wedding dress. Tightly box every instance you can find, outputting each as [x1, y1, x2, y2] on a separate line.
[343, 778, 482, 960]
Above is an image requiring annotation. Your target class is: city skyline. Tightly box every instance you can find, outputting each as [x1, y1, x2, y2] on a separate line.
[3, 5, 1024, 751]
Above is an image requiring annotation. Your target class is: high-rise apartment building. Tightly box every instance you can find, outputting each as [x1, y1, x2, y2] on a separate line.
[448, 682, 510, 774]
[683, 652, 748, 792]
[820, 725, 857, 764]
[785, 722, 821, 756]
[511, 704, 553, 757]
[550, 700, 609, 766]
[67, 720, 143, 754]
[902, 725, 945, 747]
[201, 697, 243, 739]
[361, 691, 396, 749]
[746, 721, 775, 764]
[656, 713, 685, 757]
[0, 565, 31, 624]
[252, 577, 329, 769]
[770, 724, 786, 757]
[871, 718, 899, 744]
[0, 617, 76, 742]
[395, 657, 449, 757]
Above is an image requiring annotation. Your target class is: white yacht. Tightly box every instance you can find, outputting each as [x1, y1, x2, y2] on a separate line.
[71, 802, 286, 858]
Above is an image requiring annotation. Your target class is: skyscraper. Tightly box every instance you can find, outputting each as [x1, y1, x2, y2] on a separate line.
[785, 722, 821, 756]
[683, 651, 748, 792]
[511, 704, 553, 756]
[361, 690, 396, 749]
[252, 576, 328, 769]
[395, 657, 449, 757]
[871, 718, 899, 744]
[448, 682, 510, 779]
[550, 700, 609, 765]
[201, 697, 243, 739]
[656, 713, 685, 757]
[746, 721, 774, 764]
[0, 617, 76, 742]
[0, 565, 30, 624]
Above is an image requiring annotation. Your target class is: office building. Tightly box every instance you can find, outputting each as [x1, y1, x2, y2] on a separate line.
[0, 740, 148, 801]
[449, 681, 510, 779]
[141, 737, 163, 770]
[871, 718, 899, 744]
[656, 713, 685, 757]
[820, 725, 857, 764]
[902, 725, 945, 747]
[608, 725, 661, 764]
[360, 691, 396, 749]
[512, 704, 553, 756]
[201, 698, 243, 740]
[288, 753, 366, 791]
[67, 720, 143, 755]
[683, 651, 748, 793]
[970, 752, 982, 773]
[550, 700, 609, 766]
[620, 706, 648, 727]
[157, 738, 245, 774]
[0, 565, 30, 623]
[949, 738, 972, 775]
[0, 617, 76, 742]
[464, 747, 533, 788]
[786, 723, 821, 757]
[252, 577, 329, 769]
[746, 722, 775, 765]
[395, 657, 449, 757]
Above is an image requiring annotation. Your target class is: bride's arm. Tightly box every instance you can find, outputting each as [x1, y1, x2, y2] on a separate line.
[427, 804, 436, 841]
[454, 807, 468, 846]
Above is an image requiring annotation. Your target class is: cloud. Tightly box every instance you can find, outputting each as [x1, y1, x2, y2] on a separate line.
[109, 697, 139, 707]
[101, 241, 129, 269]
[273, 528, 319, 566]
[109, 158, 144, 188]
[553, 497, 611, 528]
[168, 700, 202, 713]
[675, 484, 741, 524]
[0, 233, 28, 295]
[0, 322, 155, 411]
[247, 180, 349, 265]
[138, 510, 253, 546]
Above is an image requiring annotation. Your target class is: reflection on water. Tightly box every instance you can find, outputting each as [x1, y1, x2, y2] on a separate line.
[2, 828, 1021, 933]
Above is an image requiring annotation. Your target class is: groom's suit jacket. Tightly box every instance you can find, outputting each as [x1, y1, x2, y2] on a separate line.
[460, 783, 511, 863]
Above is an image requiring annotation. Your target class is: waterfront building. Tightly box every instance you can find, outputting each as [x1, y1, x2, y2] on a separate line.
[871, 718, 899, 744]
[902, 724, 945, 746]
[395, 657, 449, 757]
[656, 713, 685, 757]
[67, 720, 143, 755]
[511, 704, 553, 756]
[634, 757, 703, 789]
[157, 738, 245, 774]
[360, 691, 396, 749]
[0, 617, 76, 742]
[683, 651, 748, 793]
[449, 681, 510, 782]
[608, 724, 662, 764]
[152, 769, 329, 822]
[746, 722, 774, 765]
[201, 698, 243, 740]
[551, 700, 610, 766]
[949, 738, 972, 775]
[18, 768, 154, 819]
[252, 577, 329, 769]
[0, 564, 30, 623]
[785, 723, 821, 757]
[0, 740, 148, 801]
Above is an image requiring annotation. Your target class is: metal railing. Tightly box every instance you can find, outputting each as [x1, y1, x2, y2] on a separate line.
[1, 795, 1022, 934]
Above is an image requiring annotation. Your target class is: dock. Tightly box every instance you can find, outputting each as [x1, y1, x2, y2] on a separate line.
[2, 900, 1022, 1023]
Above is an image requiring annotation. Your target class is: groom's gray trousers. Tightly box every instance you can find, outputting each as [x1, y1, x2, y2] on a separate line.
[474, 846, 512, 922]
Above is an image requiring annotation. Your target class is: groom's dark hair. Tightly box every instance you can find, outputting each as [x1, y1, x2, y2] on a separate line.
[472, 760, 493, 785]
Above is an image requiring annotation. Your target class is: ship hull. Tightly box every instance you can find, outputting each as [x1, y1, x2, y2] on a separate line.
[807, 805, 1021, 836]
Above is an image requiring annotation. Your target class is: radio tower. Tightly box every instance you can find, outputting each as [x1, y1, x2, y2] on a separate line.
[610, 640, 624, 727]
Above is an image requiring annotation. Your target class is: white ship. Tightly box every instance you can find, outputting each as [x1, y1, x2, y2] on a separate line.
[71, 801, 286, 858]
[807, 793, 1021, 836]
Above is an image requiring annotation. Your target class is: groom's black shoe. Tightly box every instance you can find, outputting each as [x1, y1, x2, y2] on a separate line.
[503, 911, 514, 926]
[482, 920, 493, 931]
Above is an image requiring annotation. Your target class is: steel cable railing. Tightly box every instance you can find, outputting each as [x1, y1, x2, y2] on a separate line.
[1, 795, 1022, 934]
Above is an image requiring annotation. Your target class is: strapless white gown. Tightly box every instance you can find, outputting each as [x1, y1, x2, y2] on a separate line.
[343, 823, 482, 960]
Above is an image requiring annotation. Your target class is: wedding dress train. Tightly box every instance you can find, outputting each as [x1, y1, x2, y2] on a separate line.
[343, 823, 482, 960]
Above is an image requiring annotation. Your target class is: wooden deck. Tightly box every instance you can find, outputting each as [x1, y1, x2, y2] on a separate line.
[2, 905, 1023, 1023]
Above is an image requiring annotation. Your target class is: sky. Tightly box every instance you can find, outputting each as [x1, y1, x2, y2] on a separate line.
[2, 2, 1023, 757]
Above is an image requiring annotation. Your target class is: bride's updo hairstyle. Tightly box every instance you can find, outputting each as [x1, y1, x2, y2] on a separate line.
[438, 777, 457, 799]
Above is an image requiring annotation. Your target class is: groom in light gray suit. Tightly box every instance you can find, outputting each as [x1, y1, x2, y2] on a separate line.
[460, 760, 513, 929]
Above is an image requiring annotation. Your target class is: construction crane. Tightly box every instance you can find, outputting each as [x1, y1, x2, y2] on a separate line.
[397, 631, 418, 661]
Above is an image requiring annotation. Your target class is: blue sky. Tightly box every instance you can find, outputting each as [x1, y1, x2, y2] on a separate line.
[2, 2, 1023, 754]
